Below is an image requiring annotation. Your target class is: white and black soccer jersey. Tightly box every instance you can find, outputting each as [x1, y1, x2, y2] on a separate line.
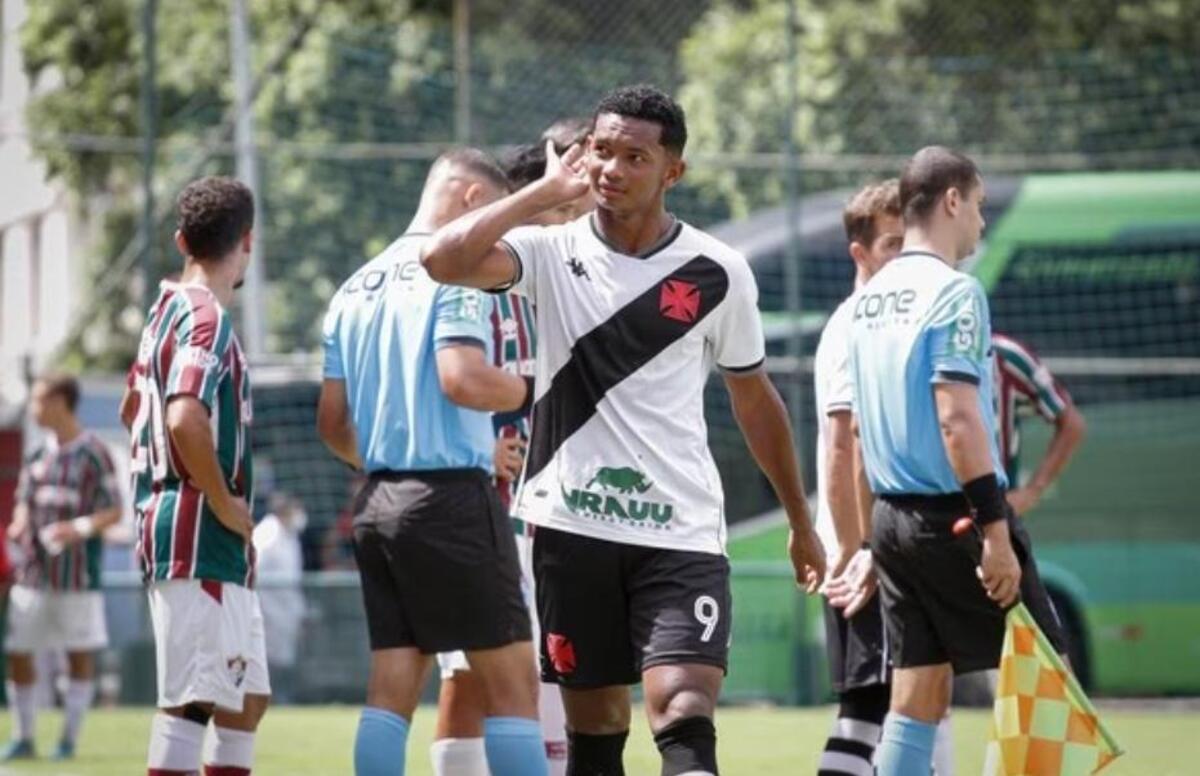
[500, 214, 765, 556]
[812, 295, 856, 566]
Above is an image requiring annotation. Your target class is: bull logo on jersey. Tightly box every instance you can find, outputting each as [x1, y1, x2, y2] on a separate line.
[659, 279, 701, 323]
[587, 466, 652, 494]
[562, 467, 674, 528]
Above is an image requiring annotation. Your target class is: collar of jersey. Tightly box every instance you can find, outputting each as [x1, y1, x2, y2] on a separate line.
[589, 213, 683, 259]
[897, 249, 947, 263]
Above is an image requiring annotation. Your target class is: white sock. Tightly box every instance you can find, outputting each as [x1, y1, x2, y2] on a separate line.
[431, 737, 489, 776]
[5, 681, 36, 742]
[147, 712, 206, 771]
[205, 726, 256, 770]
[63, 679, 96, 745]
[539, 682, 567, 776]
[932, 713, 955, 776]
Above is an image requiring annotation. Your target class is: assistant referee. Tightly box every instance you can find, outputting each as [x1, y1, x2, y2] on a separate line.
[846, 146, 1068, 775]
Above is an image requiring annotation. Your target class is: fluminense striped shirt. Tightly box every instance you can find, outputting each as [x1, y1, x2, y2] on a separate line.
[14, 432, 120, 591]
[127, 281, 256, 587]
[490, 292, 537, 513]
[992, 332, 1072, 481]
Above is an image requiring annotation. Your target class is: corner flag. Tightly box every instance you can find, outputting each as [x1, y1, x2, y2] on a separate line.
[984, 603, 1123, 775]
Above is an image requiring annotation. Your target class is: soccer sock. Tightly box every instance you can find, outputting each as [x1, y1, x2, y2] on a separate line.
[147, 712, 206, 775]
[567, 730, 628, 776]
[875, 713, 937, 776]
[5, 681, 36, 742]
[653, 716, 719, 776]
[354, 707, 410, 776]
[817, 684, 889, 776]
[430, 737, 489, 776]
[483, 716, 549, 776]
[203, 726, 256, 775]
[932, 714, 955, 776]
[63, 678, 96, 745]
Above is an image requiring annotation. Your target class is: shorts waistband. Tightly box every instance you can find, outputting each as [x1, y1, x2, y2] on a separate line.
[879, 492, 972, 514]
[369, 467, 488, 483]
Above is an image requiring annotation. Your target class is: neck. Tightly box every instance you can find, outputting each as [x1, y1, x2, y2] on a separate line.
[594, 203, 674, 256]
[901, 225, 958, 268]
[853, 266, 870, 289]
[52, 418, 82, 446]
[180, 259, 237, 307]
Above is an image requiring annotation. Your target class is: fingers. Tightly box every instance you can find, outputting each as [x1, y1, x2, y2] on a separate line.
[560, 141, 585, 169]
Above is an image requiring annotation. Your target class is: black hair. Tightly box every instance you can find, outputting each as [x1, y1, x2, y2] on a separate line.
[434, 147, 511, 193]
[502, 144, 547, 191]
[899, 146, 980, 224]
[593, 84, 687, 155]
[176, 176, 255, 261]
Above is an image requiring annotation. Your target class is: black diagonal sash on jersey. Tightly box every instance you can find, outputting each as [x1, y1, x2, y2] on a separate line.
[524, 254, 730, 482]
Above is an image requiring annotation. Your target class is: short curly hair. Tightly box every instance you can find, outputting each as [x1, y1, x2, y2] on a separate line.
[593, 84, 687, 155]
[176, 176, 255, 260]
[843, 179, 901, 246]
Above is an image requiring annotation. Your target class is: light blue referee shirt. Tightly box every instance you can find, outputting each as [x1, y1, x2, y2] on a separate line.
[321, 233, 496, 473]
[848, 250, 1008, 495]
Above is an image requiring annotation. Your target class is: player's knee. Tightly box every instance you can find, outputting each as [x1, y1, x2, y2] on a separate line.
[644, 669, 719, 732]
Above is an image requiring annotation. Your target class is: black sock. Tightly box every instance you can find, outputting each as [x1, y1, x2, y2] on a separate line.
[818, 683, 889, 775]
[567, 730, 628, 776]
[653, 716, 718, 776]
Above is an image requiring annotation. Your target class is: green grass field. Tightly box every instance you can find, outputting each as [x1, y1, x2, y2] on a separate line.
[1, 704, 1196, 775]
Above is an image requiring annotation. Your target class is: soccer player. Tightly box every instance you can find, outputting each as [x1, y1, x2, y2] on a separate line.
[3, 374, 121, 761]
[422, 84, 826, 776]
[812, 181, 903, 775]
[123, 176, 269, 776]
[844, 147, 1067, 774]
[317, 148, 548, 776]
[993, 334, 1087, 515]
[431, 140, 592, 776]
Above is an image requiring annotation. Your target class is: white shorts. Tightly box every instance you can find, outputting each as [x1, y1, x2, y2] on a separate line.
[148, 579, 271, 712]
[437, 527, 541, 679]
[4, 585, 109, 653]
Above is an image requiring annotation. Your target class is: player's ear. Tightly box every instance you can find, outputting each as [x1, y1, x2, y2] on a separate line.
[174, 229, 189, 258]
[241, 229, 253, 255]
[463, 181, 486, 209]
[663, 156, 687, 190]
[848, 240, 870, 268]
[944, 187, 961, 218]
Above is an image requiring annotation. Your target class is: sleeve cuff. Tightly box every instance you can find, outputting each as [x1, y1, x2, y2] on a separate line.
[435, 335, 487, 350]
[933, 369, 981, 385]
[486, 241, 523, 294]
[719, 357, 765, 375]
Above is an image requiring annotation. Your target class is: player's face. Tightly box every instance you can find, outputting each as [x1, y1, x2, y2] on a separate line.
[863, 213, 904, 277]
[29, 382, 63, 428]
[587, 114, 683, 216]
[956, 178, 987, 261]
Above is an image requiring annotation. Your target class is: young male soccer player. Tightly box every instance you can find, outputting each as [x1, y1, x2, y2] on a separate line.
[124, 176, 269, 775]
[318, 148, 548, 776]
[3, 374, 121, 761]
[423, 84, 826, 776]
[432, 139, 592, 776]
[844, 147, 1067, 774]
[812, 181, 903, 776]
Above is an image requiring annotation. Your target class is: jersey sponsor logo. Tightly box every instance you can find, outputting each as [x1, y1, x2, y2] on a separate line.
[545, 633, 576, 675]
[561, 466, 674, 528]
[179, 345, 220, 370]
[950, 301, 982, 355]
[853, 288, 918, 321]
[659, 278, 701, 323]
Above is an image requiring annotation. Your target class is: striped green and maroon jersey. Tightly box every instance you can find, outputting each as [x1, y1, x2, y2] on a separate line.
[127, 281, 256, 587]
[993, 332, 1073, 481]
[489, 292, 537, 512]
[14, 432, 120, 591]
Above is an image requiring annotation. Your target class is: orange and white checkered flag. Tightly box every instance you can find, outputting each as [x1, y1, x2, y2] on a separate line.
[984, 603, 1123, 775]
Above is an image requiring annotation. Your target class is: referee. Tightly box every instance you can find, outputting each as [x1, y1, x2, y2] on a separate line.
[846, 146, 1067, 774]
[317, 148, 548, 776]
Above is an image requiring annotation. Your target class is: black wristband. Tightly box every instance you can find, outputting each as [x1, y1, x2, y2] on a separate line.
[963, 473, 1006, 526]
[517, 376, 536, 417]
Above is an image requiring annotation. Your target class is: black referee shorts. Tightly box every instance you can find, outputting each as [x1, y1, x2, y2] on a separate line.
[823, 594, 889, 693]
[351, 468, 530, 654]
[871, 494, 1068, 674]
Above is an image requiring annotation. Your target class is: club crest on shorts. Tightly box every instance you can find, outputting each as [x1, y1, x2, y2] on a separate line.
[546, 633, 576, 675]
[660, 278, 700, 323]
[227, 655, 248, 688]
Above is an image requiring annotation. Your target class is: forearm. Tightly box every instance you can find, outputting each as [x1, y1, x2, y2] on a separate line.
[939, 411, 995, 484]
[733, 383, 809, 527]
[1026, 408, 1085, 492]
[423, 180, 562, 284]
[852, 439, 874, 542]
[447, 365, 528, 412]
[81, 506, 122, 532]
[826, 439, 861, 552]
[168, 416, 236, 509]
